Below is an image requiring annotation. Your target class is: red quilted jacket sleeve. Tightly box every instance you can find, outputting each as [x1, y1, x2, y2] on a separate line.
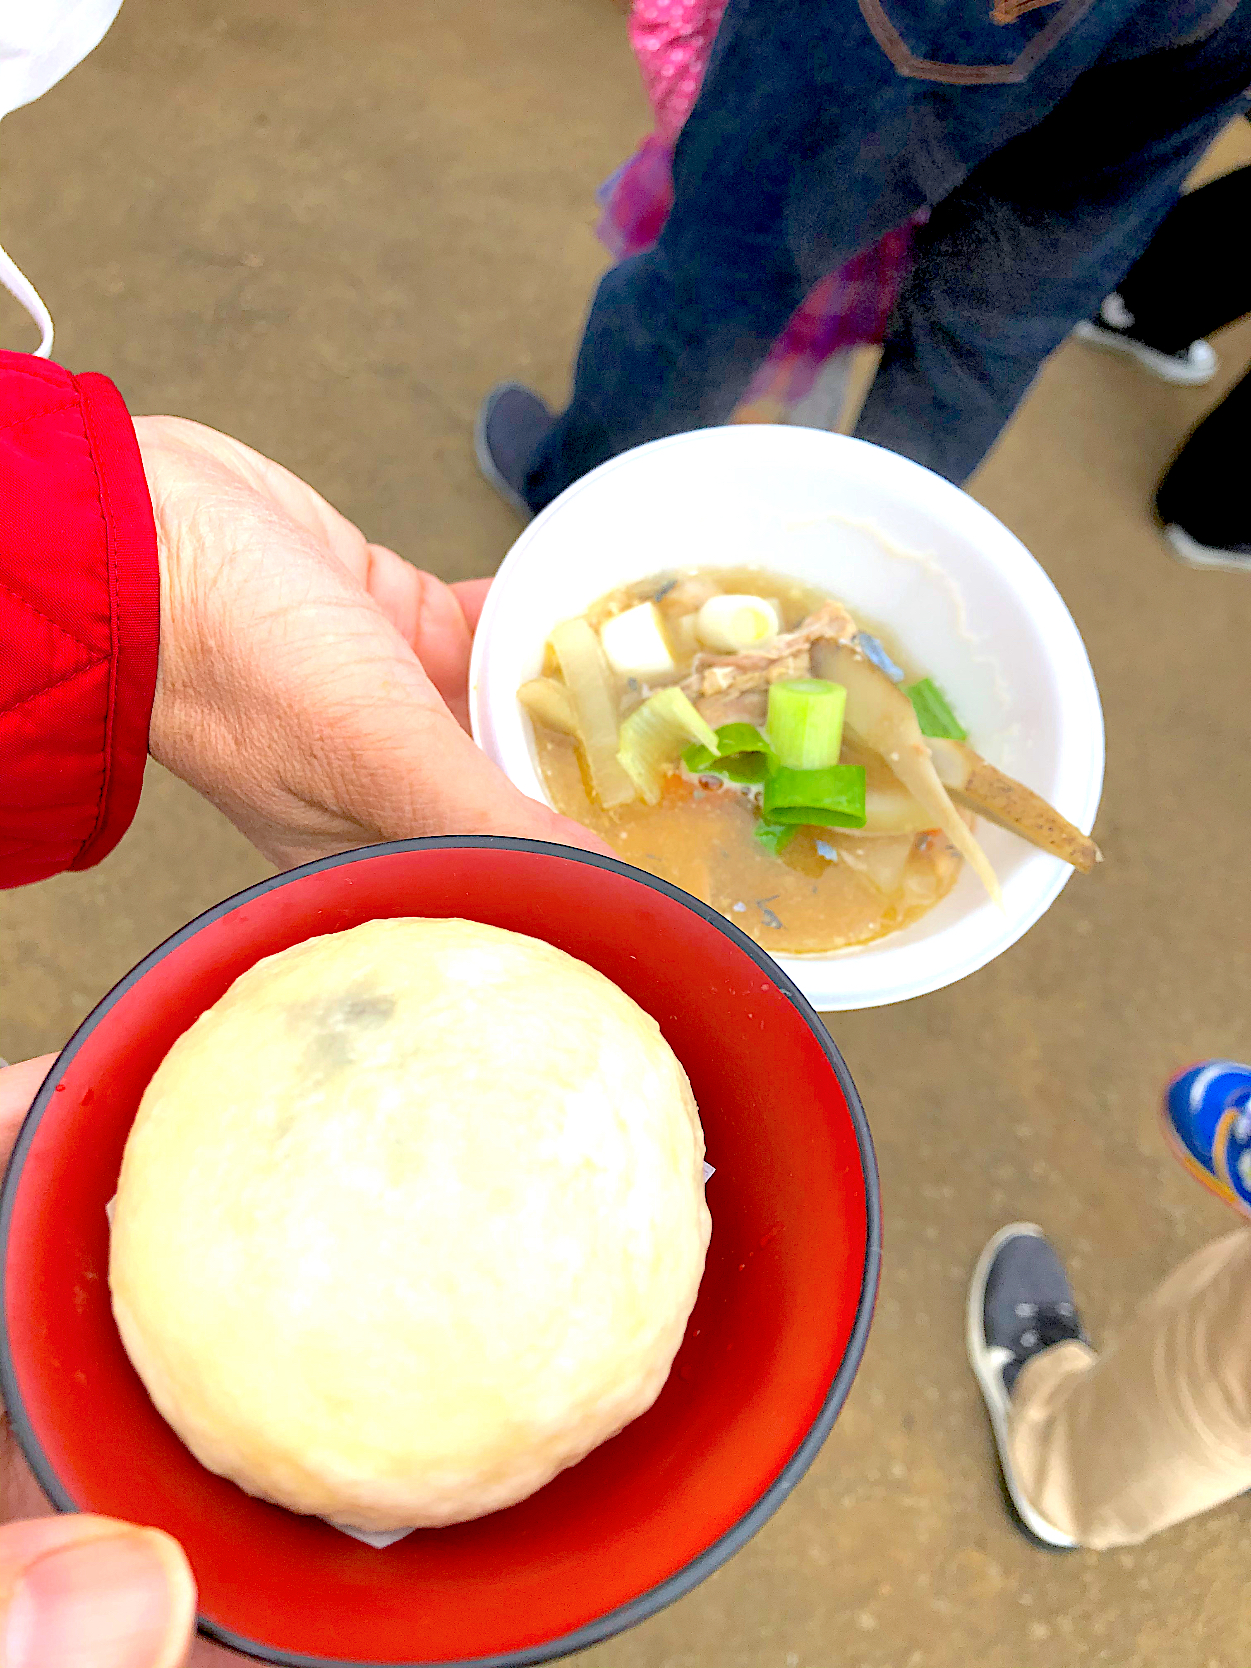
[0, 352, 160, 888]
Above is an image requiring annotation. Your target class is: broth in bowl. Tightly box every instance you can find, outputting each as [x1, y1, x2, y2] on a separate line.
[520, 568, 1099, 955]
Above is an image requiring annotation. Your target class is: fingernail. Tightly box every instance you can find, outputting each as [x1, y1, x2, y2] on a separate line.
[6, 1529, 196, 1668]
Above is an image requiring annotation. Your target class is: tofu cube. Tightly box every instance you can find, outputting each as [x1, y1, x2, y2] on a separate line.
[598, 601, 677, 679]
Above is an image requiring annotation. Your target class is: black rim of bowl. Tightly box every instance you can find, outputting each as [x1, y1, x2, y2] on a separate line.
[0, 836, 881, 1668]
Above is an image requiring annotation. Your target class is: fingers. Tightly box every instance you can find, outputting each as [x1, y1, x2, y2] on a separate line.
[0, 1057, 58, 1168]
[283, 553, 614, 856]
[543, 815, 617, 860]
[354, 561, 492, 738]
[0, 1516, 196, 1668]
[349, 567, 615, 855]
[368, 705, 616, 859]
[450, 578, 492, 633]
[359, 551, 476, 729]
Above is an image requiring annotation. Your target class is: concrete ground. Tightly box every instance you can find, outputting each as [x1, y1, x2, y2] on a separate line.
[3, 4, 1251, 1664]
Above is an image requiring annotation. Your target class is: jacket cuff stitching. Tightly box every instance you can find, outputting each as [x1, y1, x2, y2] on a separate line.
[72, 377, 127, 858]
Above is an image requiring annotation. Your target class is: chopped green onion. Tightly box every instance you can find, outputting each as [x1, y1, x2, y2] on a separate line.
[905, 678, 967, 741]
[767, 679, 847, 770]
[720, 752, 770, 784]
[683, 746, 771, 784]
[713, 723, 771, 758]
[714, 723, 775, 782]
[762, 764, 867, 829]
[682, 741, 718, 774]
[682, 723, 777, 782]
[617, 687, 719, 804]
[754, 819, 799, 855]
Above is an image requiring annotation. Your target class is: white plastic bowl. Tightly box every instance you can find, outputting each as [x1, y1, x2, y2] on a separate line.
[469, 426, 1104, 1011]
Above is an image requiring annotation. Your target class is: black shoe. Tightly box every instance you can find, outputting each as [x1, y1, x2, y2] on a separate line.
[474, 383, 553, 519]
[1073, 294, 1217, 387]
[1157, 522, 1251, 573]
[1155, 457, 1251, 575]
[967, 1223, 1090, 1550]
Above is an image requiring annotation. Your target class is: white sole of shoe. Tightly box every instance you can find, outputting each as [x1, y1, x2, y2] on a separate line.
[473, 386, 537, 521]
[1072, 321, 1218, 387]
[966, 1223, 1078, 1550]
[1163, 524, 1251, 574]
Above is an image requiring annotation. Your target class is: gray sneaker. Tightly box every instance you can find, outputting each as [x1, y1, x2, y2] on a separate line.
[967, 1223, 1090, 1550]
[474, 383, 554, 519]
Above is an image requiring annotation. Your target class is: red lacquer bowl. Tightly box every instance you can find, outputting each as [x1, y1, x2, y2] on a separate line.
[0, 839, 879, 1667]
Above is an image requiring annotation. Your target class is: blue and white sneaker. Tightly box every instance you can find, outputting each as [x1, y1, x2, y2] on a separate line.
[967, 1224, 1090, 1550]
[1163, 1060, 1251, 1218]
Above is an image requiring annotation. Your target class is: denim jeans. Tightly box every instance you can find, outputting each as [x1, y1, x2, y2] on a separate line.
[523, 0, 1251, 507]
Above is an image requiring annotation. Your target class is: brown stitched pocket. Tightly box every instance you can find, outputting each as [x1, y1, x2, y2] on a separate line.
[991, 0, 1063, 23]
[857, 0, 1098, 84]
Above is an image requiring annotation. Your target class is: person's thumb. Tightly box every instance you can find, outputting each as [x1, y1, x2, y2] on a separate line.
[0, 1056, 58, 1169]
[0, 1517, 196, 1668]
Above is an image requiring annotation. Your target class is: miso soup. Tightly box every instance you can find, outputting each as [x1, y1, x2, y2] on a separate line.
[517, 567, 1097, 955]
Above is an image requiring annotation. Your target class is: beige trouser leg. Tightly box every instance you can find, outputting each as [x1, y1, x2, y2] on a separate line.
[1007, 1226, 1251, 1548]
